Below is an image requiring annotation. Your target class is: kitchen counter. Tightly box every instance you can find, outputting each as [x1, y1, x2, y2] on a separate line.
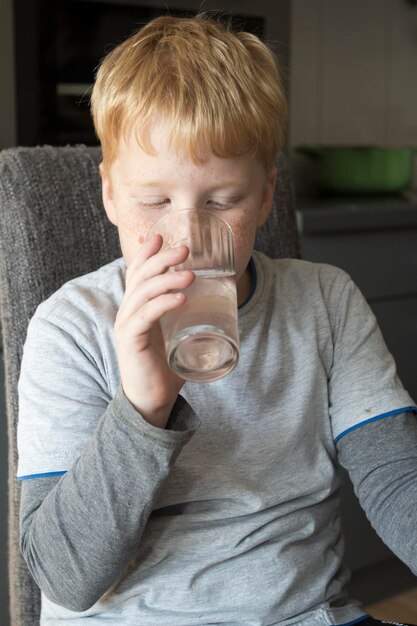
[296, 192, 417, 234]
[296, 193, 417, 301]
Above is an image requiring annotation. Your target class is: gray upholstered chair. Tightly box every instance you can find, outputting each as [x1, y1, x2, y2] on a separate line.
[0, 145, 299, 626]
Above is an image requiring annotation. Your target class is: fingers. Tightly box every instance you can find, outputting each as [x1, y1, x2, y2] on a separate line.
[126, 235, 190, 291]
[117, 234, 194, 332]
[127, 234, 163, 274]
[119, 269, 195, 323]
[116, 291, 188, 340]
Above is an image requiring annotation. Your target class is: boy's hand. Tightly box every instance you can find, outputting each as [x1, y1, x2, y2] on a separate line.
[114, 234, 195, 428]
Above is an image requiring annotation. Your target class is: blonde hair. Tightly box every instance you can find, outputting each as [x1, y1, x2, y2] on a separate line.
[91, 13, 287, 172]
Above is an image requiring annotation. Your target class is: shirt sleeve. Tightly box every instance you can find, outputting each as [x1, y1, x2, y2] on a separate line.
[17, 304, 113, 478]
[326, 274, 416, 442]
[337, 411, 417, 575]
[20, 385, 200, 612]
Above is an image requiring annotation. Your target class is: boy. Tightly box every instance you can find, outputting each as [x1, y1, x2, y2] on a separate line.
[17, 14, 417, 626]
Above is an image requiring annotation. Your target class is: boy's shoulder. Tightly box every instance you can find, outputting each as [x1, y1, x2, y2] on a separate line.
[255, 251, 352, 300]
[33, 256, 126, 326]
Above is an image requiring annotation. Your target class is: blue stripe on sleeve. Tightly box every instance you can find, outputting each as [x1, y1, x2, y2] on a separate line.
[333, 616, 369, 625]
[334, 406, 417, 443]
[17, 470, 67, 480]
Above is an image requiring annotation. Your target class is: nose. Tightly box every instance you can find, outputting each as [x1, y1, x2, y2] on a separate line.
[170, 203, 200, 213]
[168, 192, 206, 212]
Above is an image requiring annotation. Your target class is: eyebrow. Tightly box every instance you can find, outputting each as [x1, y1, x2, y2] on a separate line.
[126, 180, 161, 188]
[126, 180, 247, 190]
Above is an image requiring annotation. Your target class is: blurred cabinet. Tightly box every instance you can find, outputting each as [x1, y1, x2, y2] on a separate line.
[289, 0, 417, 147]
[8, 0, 286, 149]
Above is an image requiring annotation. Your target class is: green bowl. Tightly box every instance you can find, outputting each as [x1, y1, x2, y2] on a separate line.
[297, 147, 414, 193]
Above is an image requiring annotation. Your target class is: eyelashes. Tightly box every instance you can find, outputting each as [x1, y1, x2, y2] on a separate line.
[209, 200, 234, 208]
[136, 199, 237, 209]
[138, 199, 170, 208]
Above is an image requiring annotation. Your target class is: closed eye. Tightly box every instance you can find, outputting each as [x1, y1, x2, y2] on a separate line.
[137, 198, 170, 208]
[206, 198, 239, 209]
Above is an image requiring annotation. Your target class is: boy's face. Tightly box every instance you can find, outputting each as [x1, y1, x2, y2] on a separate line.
[100, 122, 276, 304]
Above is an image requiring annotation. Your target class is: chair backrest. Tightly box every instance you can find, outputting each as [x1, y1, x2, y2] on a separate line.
[0, 144, 299, 626]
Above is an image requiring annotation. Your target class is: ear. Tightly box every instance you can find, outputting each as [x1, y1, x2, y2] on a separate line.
[257, 166, 277, 228]
[99, 162, 118, 226]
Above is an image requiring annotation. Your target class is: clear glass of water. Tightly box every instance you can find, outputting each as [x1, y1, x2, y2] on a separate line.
[146, 209, 239, 382]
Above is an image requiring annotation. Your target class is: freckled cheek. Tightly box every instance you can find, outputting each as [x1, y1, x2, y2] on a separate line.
[229, 219, 258, 276]
[118, 213, 156, 242]
[116, 212, 157, 263]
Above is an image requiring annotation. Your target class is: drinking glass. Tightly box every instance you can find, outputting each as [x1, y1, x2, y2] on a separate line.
[146, 209, 239, 382]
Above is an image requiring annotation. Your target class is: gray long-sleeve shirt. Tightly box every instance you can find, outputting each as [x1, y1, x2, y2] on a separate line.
[20, 397, 417, 614]
[17, 252, 417, 625]
[20, 387, 200, 611]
